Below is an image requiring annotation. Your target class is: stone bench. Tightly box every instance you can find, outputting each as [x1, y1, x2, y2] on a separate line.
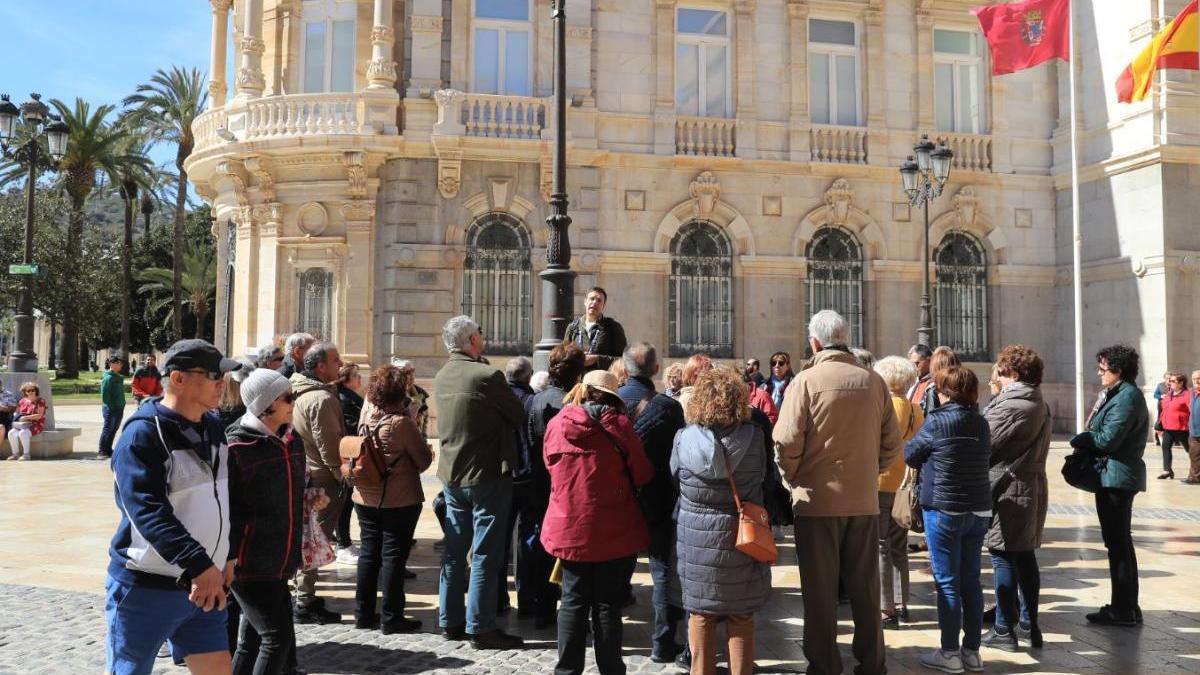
[0, 427, 83, 459]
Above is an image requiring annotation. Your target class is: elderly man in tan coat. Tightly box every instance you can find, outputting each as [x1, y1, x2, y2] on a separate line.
[774, 310, 902, 675]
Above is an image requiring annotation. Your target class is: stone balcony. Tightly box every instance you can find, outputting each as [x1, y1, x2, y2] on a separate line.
[675, 116, 737, 157]
[810, 124, 869, 165]
[936, 131, 994, 172]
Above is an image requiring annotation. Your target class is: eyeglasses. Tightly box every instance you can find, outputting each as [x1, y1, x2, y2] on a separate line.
[771, 360, 789, 367]
[179, 369, 224, 381]
[1096, 365, 1115, 374]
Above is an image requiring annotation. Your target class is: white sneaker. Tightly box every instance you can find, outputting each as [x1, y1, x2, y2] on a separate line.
[336, 546, 360, 565]
[920, 648, 965, 674]
[961, 648, 983, 672]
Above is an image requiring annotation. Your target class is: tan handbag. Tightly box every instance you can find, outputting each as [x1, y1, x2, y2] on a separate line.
[721, 440, 778, 564]
[891, 467, 924, 533]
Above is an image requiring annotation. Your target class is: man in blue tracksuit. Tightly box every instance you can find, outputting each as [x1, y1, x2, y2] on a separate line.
[105, 339, 242, 675]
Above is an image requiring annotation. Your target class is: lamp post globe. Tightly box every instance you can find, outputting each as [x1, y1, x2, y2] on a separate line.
[0, 95, 19, 143]
[931, 143, 954, 185]
[44, 117, 69, 160]
[914, 134, 935, 173]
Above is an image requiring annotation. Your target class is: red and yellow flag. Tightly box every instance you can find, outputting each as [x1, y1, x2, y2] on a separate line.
[972, 0, 1070, 75]
[1116, 0, 1199, 103]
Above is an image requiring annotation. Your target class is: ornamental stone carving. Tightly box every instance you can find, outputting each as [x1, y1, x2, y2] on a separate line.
[438, 153, 463, 199]
[343, 152, 367, 199]
[298, 202, 329, 237]
[251, 202, 283, 226]
[953, 185, 979, 230]
[210, 0, 232, 12]
[824, 178, 854, 226]
[236, 68, 265, 91]
[566, 27, 593, 40]
[244, 155, 276, 203]
[689, 171, 720, 218]
[239, 36, 265, 54]
[370, 25, 395, 43]
[340, 201, 375, 222]
[366, 59, 398, 82]
[410, 15, 443, 33]
[215, 160, 248, 207]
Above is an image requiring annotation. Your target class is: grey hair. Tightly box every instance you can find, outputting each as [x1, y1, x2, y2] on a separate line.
[530, 371, 550, 393]
[257, 343, 282, 366]
[303, 342, 338, 372]
[230, 357, 257, 383]
[442, 315, 479, 352]
[623, 342, 658, 378]
[851, 348, 875, 370]
[505, 356, 534, 385]
[391, 358, 415, 372]
[808, 309, 850, 348]
[874, 355, 917, 395]
[284, 332, 315, 356]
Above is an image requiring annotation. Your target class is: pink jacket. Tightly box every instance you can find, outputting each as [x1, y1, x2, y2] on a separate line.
[540, 404, 653, 562]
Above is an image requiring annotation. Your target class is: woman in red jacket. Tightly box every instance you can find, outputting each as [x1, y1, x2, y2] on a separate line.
[1158, 371, 1191, 479]
[541, 369, 653, 675]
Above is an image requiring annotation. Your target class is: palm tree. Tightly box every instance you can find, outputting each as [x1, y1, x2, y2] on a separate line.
[137, 248, 217, 340]
[123, 66, 207, 342]
[47, 98, 150, 378]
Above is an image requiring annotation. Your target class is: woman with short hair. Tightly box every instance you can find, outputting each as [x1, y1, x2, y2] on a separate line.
[678, 354, 714, 422]
[905, 366, 991, 674]
[673, 367, 772, 675]
[981, 345, 1051, 651]
[1157, 371, 1189, 480]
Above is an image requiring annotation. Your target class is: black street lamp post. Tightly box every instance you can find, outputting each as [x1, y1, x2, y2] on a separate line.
[0, 93, 69, 373]
[533, 0, 576, 369]
[899, 134, 953, 349]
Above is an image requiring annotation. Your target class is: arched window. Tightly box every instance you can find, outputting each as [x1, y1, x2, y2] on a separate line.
[462, 213, 533, 355]
[806, 226, 864, 346]
[669, 221, 733, 357]
[297, 267, 334, 340]
[935, 231, 988, 361]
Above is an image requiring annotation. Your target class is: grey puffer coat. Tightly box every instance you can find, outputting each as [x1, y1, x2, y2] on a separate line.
[983, 382, 1051, 551]
[671, 422, 772, 616]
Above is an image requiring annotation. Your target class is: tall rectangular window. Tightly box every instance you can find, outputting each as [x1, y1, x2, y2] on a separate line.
[301, 0, 356, 93]
[809, 18, 860, 126]
[676, 8, 730, 118]
[473, 0, 532, 95]
[934, 29, 987, 133]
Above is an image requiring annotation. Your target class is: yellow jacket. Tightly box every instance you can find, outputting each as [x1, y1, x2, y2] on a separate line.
[879, 396, 923, 493]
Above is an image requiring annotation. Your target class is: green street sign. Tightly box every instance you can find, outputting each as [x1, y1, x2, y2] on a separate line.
[8, 263, 40, 276]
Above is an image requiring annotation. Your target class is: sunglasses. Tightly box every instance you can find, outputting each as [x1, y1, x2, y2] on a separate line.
[179, 369, 224, 381]
[771, 360, 789, 366]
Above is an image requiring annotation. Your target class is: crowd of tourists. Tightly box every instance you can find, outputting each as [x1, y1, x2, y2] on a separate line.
[94, 288, 1155, 675]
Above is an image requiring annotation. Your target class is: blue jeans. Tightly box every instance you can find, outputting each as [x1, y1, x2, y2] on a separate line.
[990, 549, 1037, 632]
[439, 476, 513, 634]
[924, 509, 988, 651]
[100, 404, 123, 455]
[648, 545, 685, 655]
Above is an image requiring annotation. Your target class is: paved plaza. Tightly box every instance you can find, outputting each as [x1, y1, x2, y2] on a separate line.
[2, 403, 1200, 674]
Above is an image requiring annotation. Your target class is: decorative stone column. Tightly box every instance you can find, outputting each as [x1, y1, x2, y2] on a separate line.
[235, 0, 266, 98]
[733, 0, 757, 159]
[209, 0, 232, 108]
[787, 0, 811, 161]
[366, 0, 397, 90]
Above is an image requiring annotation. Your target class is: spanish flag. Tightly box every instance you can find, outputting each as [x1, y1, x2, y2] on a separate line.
[1116, 0, 1199, 103]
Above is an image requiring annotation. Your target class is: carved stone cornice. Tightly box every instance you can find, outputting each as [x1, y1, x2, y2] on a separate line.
[236, 68, 266, 90]
[823, 178, 854, 226]
[340, 200, 375, 222]
[410, 15, 443, 33]
[243, 155, 276, 203]
[343, 152, 367, 200]
[786, 0, 809, 20]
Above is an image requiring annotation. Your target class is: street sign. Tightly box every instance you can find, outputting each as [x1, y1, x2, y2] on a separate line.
[8, 263, 40, 276]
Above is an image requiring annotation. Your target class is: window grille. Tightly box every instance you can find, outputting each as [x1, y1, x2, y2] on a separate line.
[935, 231, 989, 361]
[669, 220, 733, 357]
[806, 226, 864, 346]
[462, 213, 533, 355]
[297, 267, 334, 340]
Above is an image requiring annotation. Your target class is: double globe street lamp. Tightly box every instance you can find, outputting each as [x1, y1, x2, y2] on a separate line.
[900, 134, 953, 349]
[0, 93, 70, 372]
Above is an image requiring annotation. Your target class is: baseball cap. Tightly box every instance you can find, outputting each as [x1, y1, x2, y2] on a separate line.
[162, 339, 242, 375]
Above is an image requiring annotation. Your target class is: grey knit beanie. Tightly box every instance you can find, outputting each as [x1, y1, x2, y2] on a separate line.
[241, 368, 293, 418]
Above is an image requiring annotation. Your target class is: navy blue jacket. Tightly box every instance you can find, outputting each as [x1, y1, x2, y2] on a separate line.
[618, 375, 686, 555]
[904, 402, 992, 513]
[509, 380, 535, 481]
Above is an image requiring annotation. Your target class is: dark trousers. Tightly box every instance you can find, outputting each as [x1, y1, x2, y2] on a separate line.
[514, 486, 557, 620]
[793, 515, 884, 675]
[1188, 437, 1200, 482]
[990, 549, 1039, 632]
[648, 545, 685, 655]
[497, 494, 518, 610]
[231, 579, 295, 675]
[1095, 488, 1139, 612]
[99, 404, 122, 455]
[335, 499, 354, 549]
[355, 502, 422, 624]
[1161, 430, 1187, 472]
[556, 557, 636, 675]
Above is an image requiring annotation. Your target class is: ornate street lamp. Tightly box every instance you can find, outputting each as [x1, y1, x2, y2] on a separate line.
[532, 0, 577, 369]
[899, 133, 952, 349]
[0, 93, 70, 373]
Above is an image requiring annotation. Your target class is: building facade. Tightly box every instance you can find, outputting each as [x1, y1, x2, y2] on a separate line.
[185, 0, 1200, 429]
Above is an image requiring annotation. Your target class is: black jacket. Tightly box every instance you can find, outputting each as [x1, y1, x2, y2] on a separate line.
[338, 384, 364, 433]
[226, 417, 306, 581]
[563, 316, 628, 371]
[509, 381, 535, 481]
[904, 402, 992, 513]
[618, 375, 686, 554]
[525, 384, 567, 498]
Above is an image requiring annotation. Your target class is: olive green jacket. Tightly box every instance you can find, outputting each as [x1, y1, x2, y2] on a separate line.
[432, 352, 526, 487]
[1085, 380, 1148, 492]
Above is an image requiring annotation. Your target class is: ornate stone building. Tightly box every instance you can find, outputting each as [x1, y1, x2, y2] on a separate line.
[185, 0, 1200, 429]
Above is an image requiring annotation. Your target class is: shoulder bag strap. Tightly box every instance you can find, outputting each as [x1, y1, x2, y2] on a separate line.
[713, 427, 744, 512]
[595, 422, 640, 497]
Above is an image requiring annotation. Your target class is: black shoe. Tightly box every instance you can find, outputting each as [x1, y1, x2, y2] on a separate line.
[470, 628, 524, 650]
[897, 607, 911, 623]
[651, 642, 683, 663]
[442, 624, 467, 641]
[982, 604, 996, 624]
[1136, 606, 1144, 624]
[675, 647, 691, 672]
[1086, 605, 1137, 626]
[354, 614, 379, 630]
[1017, 623, 1044, 649]
[1182, 478, 1200, 485]
[881, 614, 900, 630]
[403, 568, 417, 580]
[1158, 470, 1174, 480]
[381, 617, 422, 634]
[981, 627, 1019, 652]
[294, 601, 341, 625]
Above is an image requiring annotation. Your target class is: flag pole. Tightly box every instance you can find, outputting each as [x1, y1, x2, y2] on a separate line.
[1069, 0, 1085, 430]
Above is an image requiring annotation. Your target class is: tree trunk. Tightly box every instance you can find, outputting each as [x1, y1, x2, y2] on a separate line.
[120, 183, 136, 375]
[57, 198, 86, 379]
[172, 162, 188, 342]
[194, 308, 208, 340]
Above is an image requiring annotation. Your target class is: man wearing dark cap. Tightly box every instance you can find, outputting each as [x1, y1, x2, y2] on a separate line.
[105, 339, 243, 675]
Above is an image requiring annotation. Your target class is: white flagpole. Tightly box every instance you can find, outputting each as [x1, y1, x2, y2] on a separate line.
[1069, 0, 1085, 429]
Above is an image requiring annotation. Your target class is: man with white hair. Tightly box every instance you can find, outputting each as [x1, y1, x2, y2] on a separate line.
[432, 316, 526, 650]
[278, 333, 315, 379]
[774, 309, 902, 675]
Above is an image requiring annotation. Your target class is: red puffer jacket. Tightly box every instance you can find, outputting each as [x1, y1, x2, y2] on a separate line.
[1160, 388, 1191, 432]
[540, 403, 653, 562]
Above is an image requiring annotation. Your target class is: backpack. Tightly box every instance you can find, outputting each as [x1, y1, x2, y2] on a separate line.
[338, 416, 404, 500]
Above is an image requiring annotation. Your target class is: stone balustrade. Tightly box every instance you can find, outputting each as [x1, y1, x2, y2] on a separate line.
[460, 93, 546, 140]
[244, 93, 360, 139]
[937, 132, 993, 172]
[675, 116, 737, 157]
[192, 107, 228, 152]
[810, 124, 868, 164]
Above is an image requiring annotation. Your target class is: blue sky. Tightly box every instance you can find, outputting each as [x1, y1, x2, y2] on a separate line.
[3, 2, 214, 164]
